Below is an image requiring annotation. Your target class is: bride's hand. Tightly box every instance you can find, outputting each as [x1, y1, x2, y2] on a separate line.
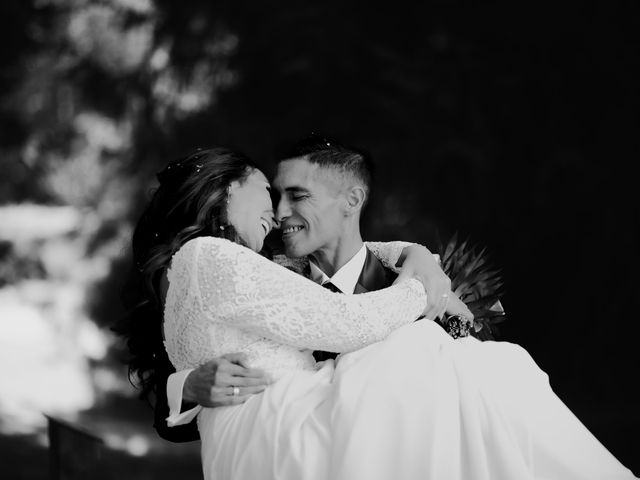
[393, 245, 452, 320]
[183, 353, 271, 407]
[444, 291, 474, 322]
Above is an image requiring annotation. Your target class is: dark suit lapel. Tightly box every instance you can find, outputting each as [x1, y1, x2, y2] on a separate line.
[313, 248, 398, 363]
[354, 248, 398, 294]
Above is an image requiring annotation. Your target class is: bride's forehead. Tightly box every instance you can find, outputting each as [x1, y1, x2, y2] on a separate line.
[247, 169, 270, 185]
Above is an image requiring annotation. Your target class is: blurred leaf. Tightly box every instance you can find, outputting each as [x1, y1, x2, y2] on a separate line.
[438, 234, 507, 340]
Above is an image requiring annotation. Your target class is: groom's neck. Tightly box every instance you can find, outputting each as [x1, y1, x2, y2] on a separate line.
[310, 232, 364, 278]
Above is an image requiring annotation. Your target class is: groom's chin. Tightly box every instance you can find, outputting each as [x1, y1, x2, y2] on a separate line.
[283, 242, 308, 259]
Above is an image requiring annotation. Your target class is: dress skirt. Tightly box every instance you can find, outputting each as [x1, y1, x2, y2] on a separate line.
[197, 321, 637, 480]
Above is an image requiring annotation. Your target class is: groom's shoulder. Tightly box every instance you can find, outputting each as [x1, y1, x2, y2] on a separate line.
[361, 246, 398, 291]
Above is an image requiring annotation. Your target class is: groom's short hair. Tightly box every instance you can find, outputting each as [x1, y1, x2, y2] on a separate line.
[276, 134, 374, 200]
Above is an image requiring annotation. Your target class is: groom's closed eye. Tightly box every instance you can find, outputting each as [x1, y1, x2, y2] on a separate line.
[285, 188, 310, 202]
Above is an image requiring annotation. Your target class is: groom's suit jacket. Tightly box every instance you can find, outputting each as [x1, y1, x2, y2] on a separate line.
[153, 247, 398, 443]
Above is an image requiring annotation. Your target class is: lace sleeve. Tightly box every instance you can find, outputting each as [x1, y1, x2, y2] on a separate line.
[173, 237, 426, 353]
[365, 241, 441, 273]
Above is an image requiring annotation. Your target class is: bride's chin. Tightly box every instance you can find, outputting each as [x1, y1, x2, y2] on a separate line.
[235, 233, 261, 252]
[254, 237, 265, 252]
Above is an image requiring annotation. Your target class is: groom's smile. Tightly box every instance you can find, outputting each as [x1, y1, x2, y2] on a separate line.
[282, 225, 305, 235]
[281, 223, 307, 250]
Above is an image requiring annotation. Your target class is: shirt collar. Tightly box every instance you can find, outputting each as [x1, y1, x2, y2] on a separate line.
[308, 244, 367, 294]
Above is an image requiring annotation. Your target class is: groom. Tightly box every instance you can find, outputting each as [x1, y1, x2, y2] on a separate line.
[270, 135, 456, 358]
[153, 135, 458, 442]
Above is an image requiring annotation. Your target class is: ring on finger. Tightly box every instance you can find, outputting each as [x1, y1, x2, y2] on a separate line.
[231, 386, 240, 396]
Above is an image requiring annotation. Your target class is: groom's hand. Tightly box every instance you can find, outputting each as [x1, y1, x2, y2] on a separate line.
[183, 353, 271, 407]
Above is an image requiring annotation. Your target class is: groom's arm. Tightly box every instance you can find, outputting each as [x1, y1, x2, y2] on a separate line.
[155, 353, 271, 439]
[153, 350, 200, 442]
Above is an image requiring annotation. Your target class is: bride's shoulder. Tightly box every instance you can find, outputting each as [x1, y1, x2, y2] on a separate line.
[176, 236, 258, 261]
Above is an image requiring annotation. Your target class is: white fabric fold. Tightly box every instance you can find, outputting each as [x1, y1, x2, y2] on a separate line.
[166, 368, 202, 427]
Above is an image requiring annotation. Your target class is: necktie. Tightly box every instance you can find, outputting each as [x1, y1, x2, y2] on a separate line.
[315, 280, 343, 362]
[321, 281, 342, 293]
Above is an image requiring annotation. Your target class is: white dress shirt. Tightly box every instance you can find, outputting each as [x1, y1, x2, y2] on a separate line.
[308, 243, 367, 294]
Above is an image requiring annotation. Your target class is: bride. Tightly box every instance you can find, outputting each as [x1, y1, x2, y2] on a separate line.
[122, 147, 636, 479]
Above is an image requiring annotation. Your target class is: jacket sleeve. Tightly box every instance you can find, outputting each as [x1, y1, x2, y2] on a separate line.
[152, 348, 200, 442]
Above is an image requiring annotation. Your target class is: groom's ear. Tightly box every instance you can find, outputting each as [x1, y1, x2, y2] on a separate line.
[343, 185, 367, 216]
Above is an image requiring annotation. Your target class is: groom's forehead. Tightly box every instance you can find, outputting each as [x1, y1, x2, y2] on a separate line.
[274, 157, 337, 191]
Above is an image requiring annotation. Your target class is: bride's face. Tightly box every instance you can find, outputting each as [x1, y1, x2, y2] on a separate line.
[226, 169, 276, 251]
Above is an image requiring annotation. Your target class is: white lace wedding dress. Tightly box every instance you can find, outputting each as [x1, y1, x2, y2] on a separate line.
[164, 236, 637, 480]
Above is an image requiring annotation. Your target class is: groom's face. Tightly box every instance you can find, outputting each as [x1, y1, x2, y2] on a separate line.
[273, 157, 345, 258]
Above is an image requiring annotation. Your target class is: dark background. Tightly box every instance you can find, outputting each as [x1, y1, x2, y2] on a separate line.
[1, 0, 638, 478]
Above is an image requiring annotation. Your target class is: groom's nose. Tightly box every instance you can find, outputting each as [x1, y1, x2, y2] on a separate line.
[275, 198, 291, 222]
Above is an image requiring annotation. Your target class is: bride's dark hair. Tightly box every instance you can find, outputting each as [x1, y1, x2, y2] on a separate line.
[115, 147, 257, 401]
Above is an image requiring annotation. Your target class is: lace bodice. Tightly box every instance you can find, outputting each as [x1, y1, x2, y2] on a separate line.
[163, 237, 426, 379]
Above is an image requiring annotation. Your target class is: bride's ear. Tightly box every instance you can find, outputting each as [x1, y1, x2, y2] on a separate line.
[343, 185, 367, 216]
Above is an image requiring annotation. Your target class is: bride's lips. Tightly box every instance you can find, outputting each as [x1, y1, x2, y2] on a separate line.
[260, 217, 274, 236]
